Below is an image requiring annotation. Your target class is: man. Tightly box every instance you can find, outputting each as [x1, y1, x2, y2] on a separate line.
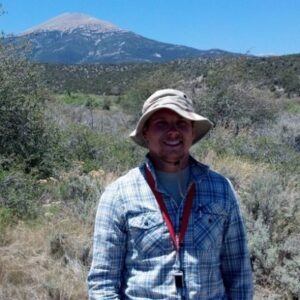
[88, 89, 253, 299]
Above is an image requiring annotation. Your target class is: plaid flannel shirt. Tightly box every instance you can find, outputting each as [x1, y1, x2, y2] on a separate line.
[88, 156, 253, 299]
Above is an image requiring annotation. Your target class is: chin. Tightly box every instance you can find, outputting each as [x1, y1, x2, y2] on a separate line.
[162, 153, 188, 164]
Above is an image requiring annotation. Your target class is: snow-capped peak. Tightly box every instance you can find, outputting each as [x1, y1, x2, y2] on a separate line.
[21, 13, 124, 35]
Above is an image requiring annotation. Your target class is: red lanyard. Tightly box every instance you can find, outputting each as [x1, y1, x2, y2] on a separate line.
[145, 166, 196, 252]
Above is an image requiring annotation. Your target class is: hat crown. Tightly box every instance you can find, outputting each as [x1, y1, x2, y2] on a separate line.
[142, 89, 194, 114]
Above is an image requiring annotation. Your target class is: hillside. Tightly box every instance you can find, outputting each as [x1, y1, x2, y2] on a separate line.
[40, 54, 300, 97]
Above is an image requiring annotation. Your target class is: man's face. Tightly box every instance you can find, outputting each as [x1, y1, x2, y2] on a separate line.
[143, 109, 194, 172]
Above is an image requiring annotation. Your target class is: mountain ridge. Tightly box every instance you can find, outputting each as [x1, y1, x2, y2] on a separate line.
[20, 13, 124, 35]
[7, 13, 241, 64]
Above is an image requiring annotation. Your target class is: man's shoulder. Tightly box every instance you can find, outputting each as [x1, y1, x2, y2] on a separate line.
[191, 158, 229, 184]
[206, 168, 230, 184]
[191, 159, 235, 199]
[191, 160, 238, 214]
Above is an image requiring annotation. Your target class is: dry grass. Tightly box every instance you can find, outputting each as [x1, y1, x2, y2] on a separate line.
[0, 214, 91, 300]
[254, 286, 284, 300]
[0, 167, 121, 300]
[201, 149, 268, 190]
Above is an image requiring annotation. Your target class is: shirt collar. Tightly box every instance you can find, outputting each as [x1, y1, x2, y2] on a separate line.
[142, 153, 209, 187]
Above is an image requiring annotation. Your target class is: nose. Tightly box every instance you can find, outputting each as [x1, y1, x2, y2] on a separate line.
[167, 124, 180, 137]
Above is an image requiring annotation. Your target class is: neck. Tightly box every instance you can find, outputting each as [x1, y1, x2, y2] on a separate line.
[149, 154, 189, 173]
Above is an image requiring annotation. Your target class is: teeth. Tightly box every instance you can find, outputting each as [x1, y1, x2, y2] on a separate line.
[165, 141, 181, 146]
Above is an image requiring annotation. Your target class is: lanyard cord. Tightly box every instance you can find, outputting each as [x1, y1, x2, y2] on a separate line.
[145, 166, 196, 252]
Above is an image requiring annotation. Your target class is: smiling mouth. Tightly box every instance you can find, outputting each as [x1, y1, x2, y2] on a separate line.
[164, 140, 182, 146]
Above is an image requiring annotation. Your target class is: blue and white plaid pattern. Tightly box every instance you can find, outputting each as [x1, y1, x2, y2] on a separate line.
[88, 156, 253, 299]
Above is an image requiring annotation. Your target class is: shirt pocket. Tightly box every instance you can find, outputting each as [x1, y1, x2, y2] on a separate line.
[193, 203, 227, 251]
[127, 212, 173, 257]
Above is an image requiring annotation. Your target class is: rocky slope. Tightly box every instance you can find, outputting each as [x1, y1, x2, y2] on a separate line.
[7, 13, 238, 64]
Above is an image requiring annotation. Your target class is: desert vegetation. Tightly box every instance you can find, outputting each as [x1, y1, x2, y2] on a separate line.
[0, 36, 300, 299]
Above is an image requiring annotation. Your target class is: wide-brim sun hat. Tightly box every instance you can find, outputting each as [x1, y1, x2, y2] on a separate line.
[130, 89, 213, 148]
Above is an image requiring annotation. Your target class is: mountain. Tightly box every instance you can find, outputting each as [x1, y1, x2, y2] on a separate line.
[7, 13, 238, 64]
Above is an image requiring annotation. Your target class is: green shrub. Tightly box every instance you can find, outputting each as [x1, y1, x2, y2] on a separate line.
[242, 173, 299, 298]
[195, 84, 278, 129]
[56, 92, 110, 108]
[56, 92, 89, 106]
[277, 69, 300, 97]
[57, 175, 102, 223]
[120, 69, 178, 121]
[102, 97, 111, 110]
[0, 171, 41, 219]
[0, 41, 64, 177]
[62, 124, 145, 173]
[195, 126, 300, 173]
[119, 85, 153, 121]
[0, 206, 15, 242]
[285, 101, 300, 113]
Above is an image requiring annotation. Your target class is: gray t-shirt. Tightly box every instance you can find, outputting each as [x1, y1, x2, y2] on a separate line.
[155, 167, 190, 206]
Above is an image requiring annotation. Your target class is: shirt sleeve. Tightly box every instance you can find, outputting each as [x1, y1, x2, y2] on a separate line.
[87, 183, 126, 300]
[220, 180, 253, 300]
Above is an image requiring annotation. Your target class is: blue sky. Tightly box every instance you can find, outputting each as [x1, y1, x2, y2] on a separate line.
[1, 0, 299, 56]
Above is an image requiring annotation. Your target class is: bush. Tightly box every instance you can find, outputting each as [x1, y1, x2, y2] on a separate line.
[242, 173, 300, 298]
[62, 124, 145, 173]
[119, 84, 153, 122]
[0, 171, 41, 219]
[195, 82, 278, 130]
[0, 206, 15, 243]
[195, 126, 300, 173]
[0, 41, 63, 177]
[277, 69, 300, 97]
[56, 175, 102, 223]
[120, 69, 179, 122]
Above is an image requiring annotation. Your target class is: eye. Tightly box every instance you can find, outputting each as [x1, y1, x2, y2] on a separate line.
[154, 120, 168, 130]
[177, 120, 189, 129]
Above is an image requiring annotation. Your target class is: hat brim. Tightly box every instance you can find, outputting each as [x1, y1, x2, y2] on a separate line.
[130, 104, 213, 148]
